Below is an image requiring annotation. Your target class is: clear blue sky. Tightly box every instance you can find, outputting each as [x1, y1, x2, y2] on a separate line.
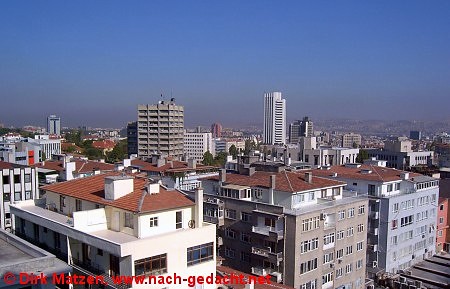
[1, 1, 449, 128]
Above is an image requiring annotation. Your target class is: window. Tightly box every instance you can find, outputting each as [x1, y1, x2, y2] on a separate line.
[357, 224, 364, 233]
[324, 233, 335, 245]
[391, 235, 398, 245]
[176, 211, 183, 229]
[337, 230, 344, 240]
[347, 227, 354, 237]
[346, 264, 353, 274]
[24, 174, 31, 183]
[338, 210, 345, 220]
[187, 242, 214, 266]
[124, 212, 134, 229]
[336, 268, 343, 278]
[14, 192, 21, 201]
[225, 209, 236, 220]
[149, 217, 158, 227]
[76, 199, 82, 211]
[2, 175, 9, 184]
[395, 183, 400, 190]
[300, 238, 319, 254]
[387, 184, 393, 192]
[358, 205, 365, 215]
[323, 252, 334, 264]
[300, 279, 317, 289]
[438, 230, 443, 237]
[440, 204, 444, 211]
[347, 208, 355, 218]
[240, 233, 251, 244]
[346, 245, 353, 255]
[265, 218, 275, 227]
[400, 215, 414, 227]
[393, 203, 399, 213]
[97, 249, 103, 256]
[336, 249, 344, 259]
[25, 191, 31, 200]
[135, 254, 167, 275]
[300, 258, 318, 274]
[3, 193, 10, 202]
[240, 252, 250, 263]
[59, 195, 66, 212]
[225, 247, 235, 259]
[439, 217, 444, 224]
[322, 272, 333, 284]
[356, 259, 363, 270]
[14, 174, 21, 183]
[241, 212, 252, 223]
[368, 184, 376, 195]
[225, 228, 236, 239]
[357, 241, 364, 251]
[302, 216, 320, 232]
[392, 219, 398, 229]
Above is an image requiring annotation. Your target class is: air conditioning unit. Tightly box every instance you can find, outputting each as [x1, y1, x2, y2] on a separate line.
[5, 219, 11, 226]
[372, 261, 378, 268]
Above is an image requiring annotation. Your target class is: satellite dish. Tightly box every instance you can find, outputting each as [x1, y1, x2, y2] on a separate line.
[188, 220, 195, 228]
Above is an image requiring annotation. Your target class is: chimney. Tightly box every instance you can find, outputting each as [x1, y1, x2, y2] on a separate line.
[65, 162, 76, 181]
[147, 182, 160, 194]
[401, 172, 409, 180]
[195, 187, 204, 228]
[123, 158, 131, 168]
[156, 159, 165, 167]
[269, 175, 276, 205]
[104, 176, 134, 200]
[248, 167, 255, 176]
[188, 159, 197, 169]
[244, 282, 255, 289]
[305, 172, 313, 183]
[219, 169, 226, 183]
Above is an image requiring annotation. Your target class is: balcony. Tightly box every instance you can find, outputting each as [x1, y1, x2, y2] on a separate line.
[251, 246, 283, 264]
[252, 226, 284, 240]
[203, 215, 224, 226]
[251, 267, 282, 283]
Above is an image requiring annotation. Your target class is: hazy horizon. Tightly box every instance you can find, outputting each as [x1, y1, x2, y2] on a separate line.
[1, 1, 449, 128]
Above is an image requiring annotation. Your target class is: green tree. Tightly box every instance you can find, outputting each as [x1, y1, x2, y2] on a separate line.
[202, 151, 214, 166]
[244, 140, 257, 155]
[228, 144, 238, 159]
[356, 149, 369, 163]
[352, 142, 358, 148]
[64, 129, 82, 146]
[106, 139, 128, 163]
[84, 148, 103, 160]
[214, 152, 228, 167]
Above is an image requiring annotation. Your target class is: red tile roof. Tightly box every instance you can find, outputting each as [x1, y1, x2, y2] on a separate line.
[33, 159, 115, 174]
[217, 266, 294, 289]
[130, 159, 217, 174]
[92, 140, 116, 150]
[206, 171, 345, 193]
[41, 172, 194, 213]
[312, 164, 420, 182]
[0, 161, 15, 169]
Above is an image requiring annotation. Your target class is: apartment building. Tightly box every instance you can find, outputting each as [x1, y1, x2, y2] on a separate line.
[341, 133, 362, 148]
[184, 131, 213, 162]
[10, 172, 216, 289]
[137, 99, 184, 160]
[289, 117, 313, 144]
[198, 169, 368, 289]
[28, 135, 62, 160]
[313, 162, 439, 278]
[0, 141, 42, 165]
[0, 161, 38, 231]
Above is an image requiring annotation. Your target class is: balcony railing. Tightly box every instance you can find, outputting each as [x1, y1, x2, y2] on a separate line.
[252, 226, 284, 240]
[251, 246, 283, 264]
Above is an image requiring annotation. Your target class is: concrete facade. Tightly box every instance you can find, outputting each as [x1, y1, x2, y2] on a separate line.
[263, 92, 286, 145]
[137, 100, 184, 160]
[184, 131, 213, 161]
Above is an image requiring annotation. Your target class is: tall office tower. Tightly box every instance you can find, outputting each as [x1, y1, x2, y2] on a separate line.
[47, 115, 61, 136]
[137, 99, 184, 160]
[210, 123, 222, 138]
[289, 116, 314, 143]
[263, 92, 286, 145]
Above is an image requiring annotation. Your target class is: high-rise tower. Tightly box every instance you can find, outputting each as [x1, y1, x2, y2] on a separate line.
[263, 92, 286, 145]
[47, 115, 61, 136]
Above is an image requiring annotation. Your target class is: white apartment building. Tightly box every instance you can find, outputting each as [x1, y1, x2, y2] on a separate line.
[28, 135, 61, 160]
[303, 146, 359, 168]
[0, 161, 39, 231]
[263, 92, 286, 145]
[314, 162, 439, 278]
[184, 131, 213, 162]
[10, 172, 216, 289]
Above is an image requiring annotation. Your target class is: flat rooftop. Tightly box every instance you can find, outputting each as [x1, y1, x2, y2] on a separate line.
[401, 254, 450, 289]
[0, 238, 34, 266]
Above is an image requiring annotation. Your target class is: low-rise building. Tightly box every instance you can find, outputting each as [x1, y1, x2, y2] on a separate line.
[10, 172, 216, 289]
[184, 131, 214, 162]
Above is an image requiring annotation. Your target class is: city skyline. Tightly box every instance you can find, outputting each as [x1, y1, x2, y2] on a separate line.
[1, 1, 450, 128]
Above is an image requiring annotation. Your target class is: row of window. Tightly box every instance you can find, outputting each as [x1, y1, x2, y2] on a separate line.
[337, 205, 365, 221]
[3, 191, 33, 202]
[2, 174, 32, 184]
[134, 242, 214, 276]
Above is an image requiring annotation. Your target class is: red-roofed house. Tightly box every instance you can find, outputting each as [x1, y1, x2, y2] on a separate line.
[10, 172, 216, 289]
[92, 140, 116, 155]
